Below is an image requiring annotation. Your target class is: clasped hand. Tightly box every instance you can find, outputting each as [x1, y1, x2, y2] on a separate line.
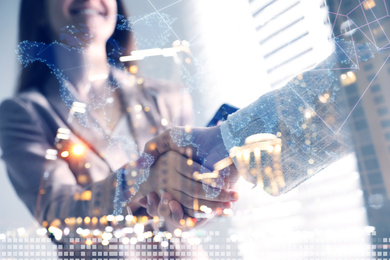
[136, 126, 239, 230]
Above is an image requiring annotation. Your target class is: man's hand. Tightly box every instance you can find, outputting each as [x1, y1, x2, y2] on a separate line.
[143, 191, 209, 232]
[136, 150, 237, 216]
[134, 125, 240, 228]
[143, 125, 239, 192]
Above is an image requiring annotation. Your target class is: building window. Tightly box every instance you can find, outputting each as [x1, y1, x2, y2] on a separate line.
[353, 106, 365, 119]
[367, 74, 376, 82]
[345, 84, 358, 95]
[361, 144, 376, 156]
[355, 119, 368, 131]
[367, 173, 383, 186]
[381, 119, 390, 128]
[370, 84, 381, 93]
[364, 63, 374, 71]
[370, 187, 386, 196]
[378, 107, 389, 116]
[348, 95, 359, 106]
[374, 95, 385, 104]
[364, 158, 380, 171]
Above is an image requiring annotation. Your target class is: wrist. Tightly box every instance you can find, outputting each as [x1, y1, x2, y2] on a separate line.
[219, 120, 237, 153]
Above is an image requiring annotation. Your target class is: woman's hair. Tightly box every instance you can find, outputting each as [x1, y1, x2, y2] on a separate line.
[17, 0, 134, 93]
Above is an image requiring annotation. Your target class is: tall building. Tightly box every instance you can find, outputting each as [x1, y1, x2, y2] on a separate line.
[249, 0, 334, 88]
[328, 0, 390, 237]
[250, 0, 390, 237]
[240, 0, 372, 258]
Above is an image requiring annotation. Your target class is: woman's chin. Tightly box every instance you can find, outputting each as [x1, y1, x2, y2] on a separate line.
[58, 23, 113, 48]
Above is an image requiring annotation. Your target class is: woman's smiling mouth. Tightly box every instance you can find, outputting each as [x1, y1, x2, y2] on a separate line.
[70, 7, 106, 17]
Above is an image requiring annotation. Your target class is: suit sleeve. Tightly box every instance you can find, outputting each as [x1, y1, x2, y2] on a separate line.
[220, 49, 356, 195]
[0, 98, 125, 229]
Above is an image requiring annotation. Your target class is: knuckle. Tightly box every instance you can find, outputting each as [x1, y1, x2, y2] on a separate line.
[193, 186, 204, 198]
[161, 131, 172, 149]
[182, 196, 193, 208]
[144, 140, 157, 152]
[218, 191, 229, 201]
[146, 207, 157, 217]
[165, 150, 176, 158]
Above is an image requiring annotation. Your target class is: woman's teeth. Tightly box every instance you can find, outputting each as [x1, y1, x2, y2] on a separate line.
[74, 9, 100, 15]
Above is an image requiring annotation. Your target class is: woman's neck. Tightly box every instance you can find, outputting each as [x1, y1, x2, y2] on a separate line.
[53, 42, 123, 131]
[53, 42, 110, 95]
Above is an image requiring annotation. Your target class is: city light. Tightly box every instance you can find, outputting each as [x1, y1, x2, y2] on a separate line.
[230, 133, 284, 195]
[340, 71, 357, 86]
[363, 0, 376, 10]
[72, 145, 84, 156]
[60, 151, 69, 158]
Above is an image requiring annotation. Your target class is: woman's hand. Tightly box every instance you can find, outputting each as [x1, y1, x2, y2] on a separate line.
[143, 191, 209, 232]
[136, 150, 238, 217]
[144, 126, 240, 192]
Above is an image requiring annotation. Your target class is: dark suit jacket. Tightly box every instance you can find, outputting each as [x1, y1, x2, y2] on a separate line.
[0, 69, 193, 228]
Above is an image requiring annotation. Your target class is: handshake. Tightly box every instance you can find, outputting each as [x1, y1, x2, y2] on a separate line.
[127, 125, 240, 231]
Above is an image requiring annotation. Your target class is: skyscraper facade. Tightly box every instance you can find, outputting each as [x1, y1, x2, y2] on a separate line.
[249, 0, 334, 88]
[326, 0, 390, 238]
[251, 0, 390, 237]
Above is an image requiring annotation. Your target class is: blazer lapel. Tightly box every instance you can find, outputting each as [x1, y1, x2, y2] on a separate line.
[112, 70, 165, 150]
[42, 76, 129, 171]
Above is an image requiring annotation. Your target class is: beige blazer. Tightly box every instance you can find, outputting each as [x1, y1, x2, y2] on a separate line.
[0, 69, 193, 228]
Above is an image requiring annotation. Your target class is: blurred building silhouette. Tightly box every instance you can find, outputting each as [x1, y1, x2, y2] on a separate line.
[327, 0, 390, 238]
[250, 0, 390, 238]
[243, 0, 372, 258]
[249, 0, 333, 88]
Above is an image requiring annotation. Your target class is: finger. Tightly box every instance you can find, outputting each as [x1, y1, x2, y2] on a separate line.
[170, 172, 237, 203]
[169, 200, 184, 223]
[138, 197, 147, 208]
[143, 127, 213, 165]
[173, 152, 205, 179]
[165, 152, 236, 202]
[170, 190, 233, 211]
[143, 130, 180, 161]
[217, 165, 240, 185]
[224, 165, 240, 187]
[202, 158, 239, 191]
[170, 173, 239, 203]
[181, 184, 238, 203]
[198, 165, 240, 197]
[182, 208, 196, 218]
[146, 192, 160, 217]
[158, 191, 172, 217]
